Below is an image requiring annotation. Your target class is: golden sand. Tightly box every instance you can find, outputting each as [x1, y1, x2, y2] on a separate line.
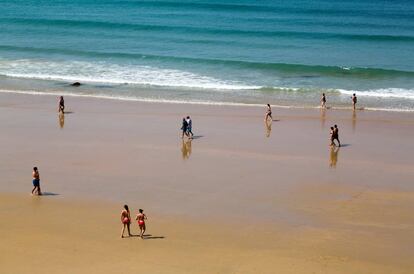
[0, 93, 414, 273]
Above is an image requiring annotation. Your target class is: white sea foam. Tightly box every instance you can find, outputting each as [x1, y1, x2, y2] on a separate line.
[338, 88, 414, 99]
[0, 59, 261, 90]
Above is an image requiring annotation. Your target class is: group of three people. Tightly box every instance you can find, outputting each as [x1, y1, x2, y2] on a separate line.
[121, 205, 147, 239]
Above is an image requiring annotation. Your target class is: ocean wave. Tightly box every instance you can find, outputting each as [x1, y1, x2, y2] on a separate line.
[1, 47, 413, 79]
[0, 59, 260, 90]
[3, 18, 414, 42]
[338, 88, 414, 100]
[0, 58, 413, 100]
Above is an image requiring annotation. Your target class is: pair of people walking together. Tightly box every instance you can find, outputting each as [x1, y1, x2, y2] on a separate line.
[330, 125, 341, 147]
[121, 205, 147, 239]
[181, 116, 194, 138]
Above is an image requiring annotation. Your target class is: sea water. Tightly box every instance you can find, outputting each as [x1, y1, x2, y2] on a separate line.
[0, 0, 413, 110]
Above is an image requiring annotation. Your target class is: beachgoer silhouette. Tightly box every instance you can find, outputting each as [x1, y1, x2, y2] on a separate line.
[181, 118, 188, 139]
[136, 209, 147, 239]
[321, 93, 326, 108]
[31, 167, 42, 196]
[333, 124, 341, 147]
[352, 93, 357, 110]
[186, 116, 194, 138]
[330, 127, 335, 147]
[58, 96, 65, 114]
[265, 104, 272, 121]
[120, 205, 132, 238]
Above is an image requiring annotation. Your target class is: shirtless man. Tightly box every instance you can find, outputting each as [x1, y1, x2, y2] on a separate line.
[265, 104, 272, 121]
[352, 93, 357, 110]
[58, 96, 65, 114]
[31, 167, 42, 196]
[136, 209, 147, 239]
[320, 93, 326, 108]
[333, 124, 341, 147]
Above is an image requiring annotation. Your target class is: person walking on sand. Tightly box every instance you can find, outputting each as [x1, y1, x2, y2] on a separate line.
[321, 93, 326, 108]
[58, 96, 65, 114]
[265, 104, 272, 121]
[136, 209, 147, 239]
[186, 116, 194, 138]
[330, 127, 336, 147]
[181, 117, 188, 139]
[120, 205, 132, 238]
[31, 167, 42, 195]
[333, 124, 341, 147]
[352, 93, 357, 110]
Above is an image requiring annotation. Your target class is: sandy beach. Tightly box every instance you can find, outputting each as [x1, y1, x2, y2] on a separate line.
[1, 92, 414, 273]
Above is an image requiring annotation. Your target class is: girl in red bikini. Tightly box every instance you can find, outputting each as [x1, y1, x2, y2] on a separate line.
[120, 205, 132, 238]
[136, 209, 147, 239]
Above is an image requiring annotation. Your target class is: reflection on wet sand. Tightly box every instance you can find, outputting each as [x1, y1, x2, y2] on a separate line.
[320, 108, 326, 129]
[352, 110, 357, 132]
[181, 139, 192, 160]
[264, 120, 272, 138]
[329, 146, 340, 168]
[58, 113, 65, 129]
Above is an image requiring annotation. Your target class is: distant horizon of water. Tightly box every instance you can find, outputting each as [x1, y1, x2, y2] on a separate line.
[0, 0, 413, 111]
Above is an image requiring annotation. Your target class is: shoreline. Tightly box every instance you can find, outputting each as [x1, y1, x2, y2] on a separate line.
[2, 88, 414, 113]
[0, 73, 413, 112]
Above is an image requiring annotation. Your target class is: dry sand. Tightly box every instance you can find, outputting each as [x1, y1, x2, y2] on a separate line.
[0, 93, 414, 273]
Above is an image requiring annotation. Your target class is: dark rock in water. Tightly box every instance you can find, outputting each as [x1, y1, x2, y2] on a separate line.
[71, 82, 81, 87]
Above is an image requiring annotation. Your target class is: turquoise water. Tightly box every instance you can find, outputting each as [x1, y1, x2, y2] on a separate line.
[0, 0, 413, 110]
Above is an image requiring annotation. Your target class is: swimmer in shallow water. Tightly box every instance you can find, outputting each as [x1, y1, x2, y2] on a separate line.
[352, 93, 357, 110]
[320, 93, 326, 108]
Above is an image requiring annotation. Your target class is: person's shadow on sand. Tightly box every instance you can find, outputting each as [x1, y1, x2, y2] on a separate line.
[41, 192, 60, 196]
[129, 234, 165, 240]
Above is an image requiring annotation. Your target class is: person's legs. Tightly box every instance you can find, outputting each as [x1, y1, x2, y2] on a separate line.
[127, 223, 131, 236]
[121, 224, 126, 238]
[140, 225, 146, 238]
[37, 185, 42, 195]
[31, 186, 37, 195]
[336, 138, 341, 147]
[330, 137, 335, 147]
[139, 226, 143, 238]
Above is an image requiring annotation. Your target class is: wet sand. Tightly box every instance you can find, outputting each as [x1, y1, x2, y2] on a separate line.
[0, 93, 414, 273]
